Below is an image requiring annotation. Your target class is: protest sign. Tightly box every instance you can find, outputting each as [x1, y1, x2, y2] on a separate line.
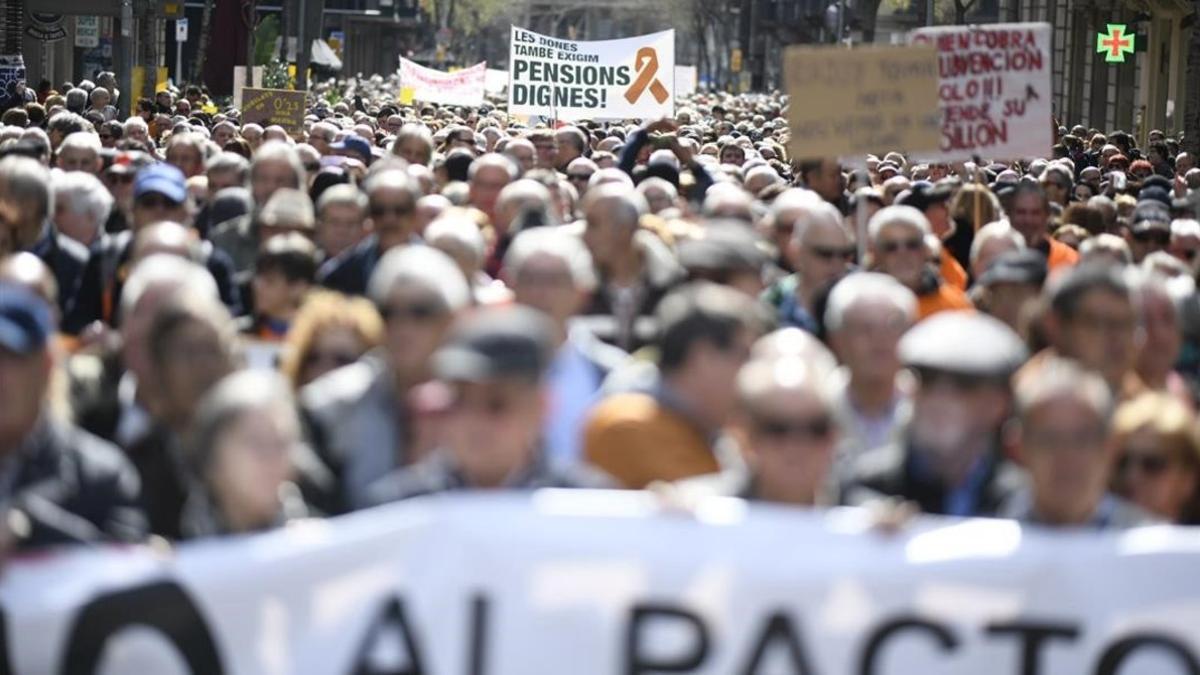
[508, 27, 674, 121]
[784, 45, 941, 159]
[398, 57, 487, 107]
[485, 67, 509, 94]
[676, 64, 698, 97]
[240, 87, 307, 138]
[911, 22, 1053, 160]
[4, 492, 1200, 673]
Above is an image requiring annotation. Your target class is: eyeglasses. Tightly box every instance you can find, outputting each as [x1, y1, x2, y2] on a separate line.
[809, 244, 856, 261]
[136, 194, 180, 209]
[877, 237, 925, 255]
[752, 414, 834, 441]
[1118, 452, 1172, 476]
[99, 133, 113, 140]
[370, 203, 414, 217]
[379, 300, 445, 323]
[1132, 229, 1170, 246]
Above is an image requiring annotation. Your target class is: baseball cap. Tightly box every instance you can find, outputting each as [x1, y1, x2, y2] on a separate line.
[331, 135, 373, 165]
[134, 163, 187, 204]
[900, 311, 1028, 379]
[0, 283, 53, 355]
[978, 249, 1048, 289]
[432, 305, 556, 383]
[896, 181, 954, 212]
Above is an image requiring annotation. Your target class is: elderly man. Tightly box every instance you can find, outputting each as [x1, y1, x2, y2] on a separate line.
[164, 132, 207, 179]
[762, 189, 854, 333]
[844, 312, 1029, 516]
[1008, 183, 1079, 271]
[0, 156, 53, 258]
[122, 116, 151, 148]
[555, 126, 589, 170]
[868, 205, 972, 320]
[306, 121, 338, 156]
[314, 183, 368, 260]
[210, 142, 307, 275]
[55, 132, 102, 174]
[318, 169, 420, 296]
[467, 153, 517, 228]
[304, 246, 472, 511]
[974, 249, 1047, 338]
[204, 152, 249, 195]
[0, 283, 146, 548]
[798, 158, 845, 211]
[1003, 357, 1155, 529]
[824, 273, 918, 479]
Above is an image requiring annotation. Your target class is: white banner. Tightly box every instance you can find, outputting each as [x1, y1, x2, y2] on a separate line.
[485, 67, 509, 94]
[676, 65, 698, 97]
[910, 23, 1053, 161]
[5, 492, 1200, 673]
[399, 58, 487, 107]
[508, 27, 675, 121]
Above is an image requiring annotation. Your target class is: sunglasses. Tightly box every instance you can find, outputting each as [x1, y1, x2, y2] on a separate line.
[809, 244, 856, 261]
[379, 300, 444, 323]
[99, 133, 113, 140]
[877, 237, 925, 255]
[1132, 229, 1170, 245]
[752, 414, 834, 441]
[370, 203, 414, 217]
[304, 350, 359, 369]
[1118, 452, 1171, 476]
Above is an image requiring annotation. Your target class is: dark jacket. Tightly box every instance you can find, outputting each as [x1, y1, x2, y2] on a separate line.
[29, 228, 90, 334]
[842, 441, 1027, 518]
[9, 418, 147, 549]
[316, 234, 383, 297]
[124, 424, 190, 540]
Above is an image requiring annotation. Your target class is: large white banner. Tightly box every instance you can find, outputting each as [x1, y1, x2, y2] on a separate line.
[676, 65, 698, 97]
[910, 23, 1053, 161]
[5, 492, 1200, 673]
[508, 27, 675, 121]
[399, 58, 487, 107]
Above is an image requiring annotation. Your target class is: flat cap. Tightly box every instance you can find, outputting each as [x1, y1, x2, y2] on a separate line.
[433, 305, 556, 383]
[900, 311, 1027, 378]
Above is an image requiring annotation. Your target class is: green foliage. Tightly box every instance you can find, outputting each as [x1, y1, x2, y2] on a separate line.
[253, 15, 280, 66]
[264, 61, 290, 89]
[420, 0, 510, 34]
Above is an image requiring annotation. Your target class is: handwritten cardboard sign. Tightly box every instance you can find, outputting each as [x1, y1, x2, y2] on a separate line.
[241, 88, 307, 138]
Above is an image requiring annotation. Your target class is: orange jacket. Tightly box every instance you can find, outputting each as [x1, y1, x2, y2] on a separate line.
[1046, 238, 1080, 272]
[917, 282, 974, 321]
[583, 392, 718, 488]
[940, 248, 968, 291]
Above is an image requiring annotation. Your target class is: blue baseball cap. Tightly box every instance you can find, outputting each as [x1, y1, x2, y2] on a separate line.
[331, 135, 373, 165]
[134, 163, 187, 204]
[0, 283, 53, 355]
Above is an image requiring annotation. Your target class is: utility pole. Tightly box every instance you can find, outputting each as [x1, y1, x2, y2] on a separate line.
[926, 0, 935, 26]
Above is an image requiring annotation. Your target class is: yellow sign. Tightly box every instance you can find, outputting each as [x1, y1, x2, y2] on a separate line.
[132, 66, 170, 98]
[398, 87, 415, 105]
[784, 45, 941, 159]
[240, 87, 308, 138]
[731, 48, 743, 73]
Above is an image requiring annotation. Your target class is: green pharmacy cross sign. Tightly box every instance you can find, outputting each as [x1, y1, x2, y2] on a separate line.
[1098, 24, 1135, 63]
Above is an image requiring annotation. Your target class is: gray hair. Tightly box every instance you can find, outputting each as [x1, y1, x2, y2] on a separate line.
[189, 370, 299, 474]
[583, 183, 647, 228]
[969, 220, 1026, 267]
[123, 116, 149, 135]
[205, 151, 249, 180]
[316, 183, 368, 215]
[737, 355, 835, 411]
[824, 272, 917, 334]
[1079, 233, 1133, 266]
[367, 245, 470, 311]
[53, 171, 113, 226]
[504, 227, 597, 292]
[769, 188, 835, 242]
[1171, 218, 1200, 240]
[64, 89, 88, 111]
[1015, 356, 1113, 427]
[363, 168, 420, 204]
[468, 153, 517, 182]
[59, 131, 101, 156]
[250, 141, 305, 189]
[868, 205, 930, 242]
[637, 176, 678, 202]
[587, 167, 634, 190]
[0, 156, 53, 222]
[119, 254, 219, 321]
[425, 216, 487, 265]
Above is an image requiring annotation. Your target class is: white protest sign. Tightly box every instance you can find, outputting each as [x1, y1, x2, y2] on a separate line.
[398, 58, 487, 107]
[508, 27, 675, 121]
[910, 22, 1053, 161]
[4, 492, 1200, 673]
[675, 64, 698, 96]
[485, 67, 508, 94]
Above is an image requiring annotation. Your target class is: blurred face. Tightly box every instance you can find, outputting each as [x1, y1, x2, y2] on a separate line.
[156, 319, 234, 428]
[792, 221, 854, 291]
[208, 406, 298, 531]
[0, 195, 45, 252]
[1137, 291, 1181, 383]
[1177, 154, 1195, 175]
[971, 237, 1019, 279]
[1020, 396, 1113, 525]
[368, 186, 416, 252]
[807, 160, 843, 202]
[743, 387, 836, 504]
[306, 129, 333, 156]
[1009, 192, 1050, 246]
[251, 159, 298, 206]
[299, 325, 365, 386]
[396, 138, 431, 166]
[982, 282, 1039, 335]
[506, 146, 534, 173]
[532, 137, 558, 169]
[0, 347, 50, 451]
[555, 131, 581, 166]
[56, 147, 98, 174]
[1041, 179, 1068, 206]
[317, 202, 366, 258]
[689, 328, 755, 426]
[126, 124, 149, 144]
[872, 223, 926, 290]
[512, 253, 582, 325]
[1171, 233, 1200, 272]
[831, 301, 907, 383]
[207, 168, 243, 194]
[381, 286, 453, 383]
[925, 202, 951, 238]
[1116, 427, 1197, 522]
[910, 370, 1010, 467]
[468, 165, 510, 222]
[252, 269, 306, 319]
[445, 379, 543, 487]
[54, 204, 100, 247]
[213, 125, 236, 148]
[720, 146, 745, 166]
[1055, 290, 1138, 388]
[132, 193, 186, 231]
[582, 201, 635, 266]
[242, 127, 264, 149]
[1129, 227, 1169, 263]
[167, 143, 204, 179]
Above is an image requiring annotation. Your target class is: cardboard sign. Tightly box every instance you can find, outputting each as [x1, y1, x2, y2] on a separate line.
[784, 45, 941, 159]
[398, 58, 486, 107]
[508, 27, 675, 121]
[240, 87, 307, 138]
[675, 65, 698, 97]
[910, 23, 1053, 160]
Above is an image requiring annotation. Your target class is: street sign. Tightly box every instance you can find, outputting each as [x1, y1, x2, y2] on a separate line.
[75, 16, 99, 48]
[176, 18, 188, 42]
[1098, 24, 1134, 63]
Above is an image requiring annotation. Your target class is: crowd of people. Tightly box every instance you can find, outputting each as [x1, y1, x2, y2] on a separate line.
[2, 74, 1200, 551]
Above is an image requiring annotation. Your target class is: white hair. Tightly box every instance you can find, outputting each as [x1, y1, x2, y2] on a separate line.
[119, 254, 219, 321]
[824, 272, 918, 334]
[587, 167, 634, 190]
[53, 171, 113, 227]
[59, 131, 101, 155]
[1015, 356, 1113, 426]
[425, 216, 487, 264]
[969, 220, 1026, 266]
[1171, 218, 1200, 240]
[468, 153, 518, 182]
[504, 227, 597, 292]
[123, 116, 148, 134]
[637, 176, 678, 202]
[367, 245, 470, 312]
[868, 205, 931, 242]
[768, 188, 837, 242]
[737, 355, 835, 411]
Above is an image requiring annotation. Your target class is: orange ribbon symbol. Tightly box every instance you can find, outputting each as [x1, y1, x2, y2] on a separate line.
[624, 47, 670, 105]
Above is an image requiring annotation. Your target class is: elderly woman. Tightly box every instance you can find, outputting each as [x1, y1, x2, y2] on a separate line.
[279, 291, 384, 389]
[181, 370, 311, 538]
[1113, 392, 1200, 523]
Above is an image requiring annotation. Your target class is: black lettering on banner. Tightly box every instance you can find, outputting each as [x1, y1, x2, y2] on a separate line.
[1095, 633, 1200, 675]
[350, 597, 427, 675]
[467, 594, 490, 675]
[61, 581, 224, 675]
[625, 604, 710, 674]
[738, 612, 816, 675]
[984, 621, 1080, 675]
[857, 615, 959, 675]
